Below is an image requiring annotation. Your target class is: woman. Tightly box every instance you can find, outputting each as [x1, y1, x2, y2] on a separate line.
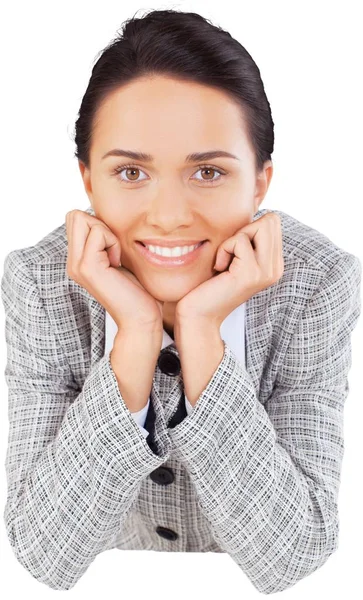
[1, 8, 361, 594]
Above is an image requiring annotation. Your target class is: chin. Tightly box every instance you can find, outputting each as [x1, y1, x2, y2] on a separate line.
[143, 278, 199, 304]
[150, 288, 187, 304]
[132, 261, 212, 299]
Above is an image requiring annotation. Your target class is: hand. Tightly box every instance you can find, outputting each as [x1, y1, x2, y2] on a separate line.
[175, 212, 284, 328]
[65, 209, 164, 333]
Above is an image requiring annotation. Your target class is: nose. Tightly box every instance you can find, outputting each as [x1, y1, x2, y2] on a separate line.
[144, 189, 195, 231]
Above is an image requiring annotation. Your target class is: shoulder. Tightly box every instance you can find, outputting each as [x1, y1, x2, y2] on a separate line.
[253, 210, 361, 343]
[1, 210, 73, 288]
[255, 208, 360, 273]
[2, 207, 97, 277]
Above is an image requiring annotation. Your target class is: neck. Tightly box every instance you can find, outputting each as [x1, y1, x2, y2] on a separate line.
[162, 301, 177, 340]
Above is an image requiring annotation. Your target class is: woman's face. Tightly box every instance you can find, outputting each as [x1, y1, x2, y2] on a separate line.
[79, 74, 273, 304]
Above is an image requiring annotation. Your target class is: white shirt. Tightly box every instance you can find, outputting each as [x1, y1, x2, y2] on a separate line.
[105, 302, 247, 438]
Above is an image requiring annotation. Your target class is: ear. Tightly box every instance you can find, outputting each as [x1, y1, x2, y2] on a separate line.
[78, 160, 93, 205]
[253, 160, 273, 213]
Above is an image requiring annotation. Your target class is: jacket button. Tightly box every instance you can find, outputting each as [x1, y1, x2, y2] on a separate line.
[156, 526, 179, 541]
[150, 466, 175, 485]
[157, 349, 181, 376]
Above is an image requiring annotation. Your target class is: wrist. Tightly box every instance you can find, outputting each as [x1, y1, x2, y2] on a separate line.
[111, 324, 162, 363]
[173, 315, 224, 407]
[174, 313, 221, 338]
[174, 316, 222, 355]
[115, 322, 162, 342]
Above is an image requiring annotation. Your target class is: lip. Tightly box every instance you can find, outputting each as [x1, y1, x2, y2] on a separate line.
[135, 240, 207, 268]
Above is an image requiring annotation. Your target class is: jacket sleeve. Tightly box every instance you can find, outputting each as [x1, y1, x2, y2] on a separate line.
[131, 395, 192, 436]
[167, 253, 362, 595]
[1, 250, 171, 591]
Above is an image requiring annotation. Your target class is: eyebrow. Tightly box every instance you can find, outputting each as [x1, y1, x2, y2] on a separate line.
[101, 149, 240, 162]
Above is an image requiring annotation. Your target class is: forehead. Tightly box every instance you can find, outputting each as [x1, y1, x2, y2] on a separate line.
[91, 75, 252, 158]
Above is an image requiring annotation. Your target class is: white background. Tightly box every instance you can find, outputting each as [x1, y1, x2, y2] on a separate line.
[0, 0, 362, 597]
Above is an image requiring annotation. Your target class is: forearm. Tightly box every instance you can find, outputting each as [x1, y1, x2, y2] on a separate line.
[174, 316, 224, 406]
[167, 342, 340, 594]
[110, 328, 162, 412]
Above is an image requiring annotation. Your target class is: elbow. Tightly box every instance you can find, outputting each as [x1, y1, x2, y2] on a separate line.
[4, 502, 79, 591]
[251, 515, 340, 595]
[256, 550, 338, 596]
[259, 546, 339, 595]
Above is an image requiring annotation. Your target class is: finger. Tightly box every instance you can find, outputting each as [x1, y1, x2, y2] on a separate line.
[215, 232, 255, 272]
[249, 215, 276, 281]
[215, 214, 267, 271]
[257, 213, 283, 279]
[67, 211, 95, 270]
[234, 213, 278, 278]
[82, 222, 121, 272]
[67, 210, 120, 273]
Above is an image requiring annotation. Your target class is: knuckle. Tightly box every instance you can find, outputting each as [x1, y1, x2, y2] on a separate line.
[271, 212, 281, 225]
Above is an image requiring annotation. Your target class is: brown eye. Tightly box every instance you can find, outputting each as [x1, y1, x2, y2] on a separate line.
[201, 168, 216, 180]
[124, 167, 140, 181]
[112, 164, 148, 183]
[193, 165, 225, 184]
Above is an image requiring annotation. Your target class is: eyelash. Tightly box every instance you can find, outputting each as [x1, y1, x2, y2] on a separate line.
[111, 163, 227, 185]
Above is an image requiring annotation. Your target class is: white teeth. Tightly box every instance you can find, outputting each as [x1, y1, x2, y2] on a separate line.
[145, 243, 201, 257]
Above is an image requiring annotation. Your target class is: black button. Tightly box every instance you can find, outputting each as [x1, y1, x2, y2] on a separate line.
[157, 349, 181, 376]
[155, 526, 179, 541]
[150, 466, 175, 485]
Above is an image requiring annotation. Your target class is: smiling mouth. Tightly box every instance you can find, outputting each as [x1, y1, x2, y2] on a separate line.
[137, 240, 207, 254]
[135, 239, 208, 267]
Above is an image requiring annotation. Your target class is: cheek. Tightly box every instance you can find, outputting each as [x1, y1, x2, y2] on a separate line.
[117, 230, 133, 252]
[224, 212, 252, 237]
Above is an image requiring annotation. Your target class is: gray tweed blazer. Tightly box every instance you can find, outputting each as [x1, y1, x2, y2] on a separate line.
[1, 205, 361, 594]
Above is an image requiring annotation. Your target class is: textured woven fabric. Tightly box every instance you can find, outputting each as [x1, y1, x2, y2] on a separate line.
[1, 205, 361, 593]
[105, 297, 246, 435]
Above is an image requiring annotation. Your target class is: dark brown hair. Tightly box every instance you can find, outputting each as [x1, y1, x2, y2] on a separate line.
[73, 8, 274, 174]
